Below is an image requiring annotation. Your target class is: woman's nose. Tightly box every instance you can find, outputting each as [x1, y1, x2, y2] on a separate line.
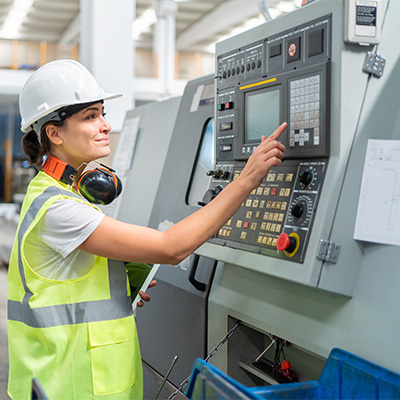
[101, 116, 112, 133]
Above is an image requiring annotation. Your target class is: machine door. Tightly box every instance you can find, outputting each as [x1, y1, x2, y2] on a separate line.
[139, 255, 216, 390]
[135, 74, 216, 393]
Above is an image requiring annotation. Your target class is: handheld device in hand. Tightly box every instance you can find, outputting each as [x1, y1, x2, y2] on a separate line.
[125, 263, 160, 311]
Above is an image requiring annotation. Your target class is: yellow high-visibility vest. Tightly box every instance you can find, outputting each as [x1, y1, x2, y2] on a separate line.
[7, 171, 143, 399]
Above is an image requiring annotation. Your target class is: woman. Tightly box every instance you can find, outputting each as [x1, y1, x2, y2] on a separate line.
[7, 59, 286, 399]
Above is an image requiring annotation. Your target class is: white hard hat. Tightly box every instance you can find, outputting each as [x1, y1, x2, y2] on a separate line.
[19, 59, 121, 134]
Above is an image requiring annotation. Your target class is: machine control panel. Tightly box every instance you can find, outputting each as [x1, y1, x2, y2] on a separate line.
[202, 15, 331, 263]
[202, 160, 327, 263]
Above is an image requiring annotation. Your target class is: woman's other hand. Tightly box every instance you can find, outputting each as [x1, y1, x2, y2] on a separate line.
[136, 280, 157, 308]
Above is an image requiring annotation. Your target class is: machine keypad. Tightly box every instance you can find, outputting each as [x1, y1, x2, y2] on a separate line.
[289, 74, 321, 148]
[217, 168, 295, 248]
[212, 160, 327, 262]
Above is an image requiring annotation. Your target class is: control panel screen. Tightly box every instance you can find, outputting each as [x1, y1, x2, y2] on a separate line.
[246, 88, 280, 143]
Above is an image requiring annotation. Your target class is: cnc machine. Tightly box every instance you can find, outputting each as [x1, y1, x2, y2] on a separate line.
[195, 0, 400, 387]
[115, 0, 400, 396]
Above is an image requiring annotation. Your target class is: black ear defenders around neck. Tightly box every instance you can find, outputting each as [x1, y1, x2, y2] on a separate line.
[42, 155, 122, 205]
[78, 166, 122, 205]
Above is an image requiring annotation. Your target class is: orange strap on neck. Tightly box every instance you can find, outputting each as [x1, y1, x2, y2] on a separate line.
[42, 156, 77, 185]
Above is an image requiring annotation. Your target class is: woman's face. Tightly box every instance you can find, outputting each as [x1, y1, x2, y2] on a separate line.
[50, 102, 111, 168]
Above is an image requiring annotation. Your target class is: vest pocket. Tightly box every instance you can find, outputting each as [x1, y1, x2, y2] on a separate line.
[88, 316, 137, 395]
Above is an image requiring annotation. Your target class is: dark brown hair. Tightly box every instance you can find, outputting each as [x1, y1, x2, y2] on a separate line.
[21, 120, 67, 169]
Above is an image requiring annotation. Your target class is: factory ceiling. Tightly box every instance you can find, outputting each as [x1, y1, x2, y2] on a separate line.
[0, 0, 300, 110]
[0, 0, 300, 52]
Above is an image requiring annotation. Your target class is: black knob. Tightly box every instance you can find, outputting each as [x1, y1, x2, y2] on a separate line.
[198, 186, 223, 207]
[207, 169, 229, 179]
[299, 171, 313, 186]
[291, 203, 304, 218]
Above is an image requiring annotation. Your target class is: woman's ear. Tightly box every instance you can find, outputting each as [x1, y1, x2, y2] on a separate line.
[46, 124, 63, 145]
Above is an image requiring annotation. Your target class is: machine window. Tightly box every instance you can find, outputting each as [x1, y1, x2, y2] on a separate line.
[187, 118, 215, 206]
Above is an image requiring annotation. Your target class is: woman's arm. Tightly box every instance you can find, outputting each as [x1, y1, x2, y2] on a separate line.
[79, 123, 287, 264]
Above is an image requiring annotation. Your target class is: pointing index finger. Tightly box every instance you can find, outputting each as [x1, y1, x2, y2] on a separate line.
[267, 122, 288, 141]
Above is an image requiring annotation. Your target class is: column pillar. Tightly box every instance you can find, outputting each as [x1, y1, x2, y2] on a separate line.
[153, 0, 177, 96]
[80, 0, 135, 132]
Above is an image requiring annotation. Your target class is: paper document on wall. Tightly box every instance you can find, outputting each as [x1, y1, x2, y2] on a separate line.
[112, 116, 140, 175]
[101, 116, 140, 218]
[354, 139, 400, 245]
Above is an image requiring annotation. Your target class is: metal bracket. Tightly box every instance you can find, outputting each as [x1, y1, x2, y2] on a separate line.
[363, 52, 386, 78]
[316, 239, 341, 263]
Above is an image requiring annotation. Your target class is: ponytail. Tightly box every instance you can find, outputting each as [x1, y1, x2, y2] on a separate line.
[21, 120, 64, 169]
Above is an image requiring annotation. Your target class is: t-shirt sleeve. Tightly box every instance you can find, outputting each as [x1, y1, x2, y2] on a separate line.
[42, 199, 105, 258]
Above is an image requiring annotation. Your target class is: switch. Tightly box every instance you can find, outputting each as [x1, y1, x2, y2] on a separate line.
[219, 144, 232, 153]
[287, 36, 301, 63]
[270, 43, 282, 58]
[220, 122, 233, 131]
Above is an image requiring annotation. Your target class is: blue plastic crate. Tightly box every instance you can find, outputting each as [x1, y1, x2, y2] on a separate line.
[185, 348, 400, 399]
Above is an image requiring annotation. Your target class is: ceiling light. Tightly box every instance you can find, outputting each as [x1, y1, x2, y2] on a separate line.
[132, 8, 157, 41]
[0, 0, 34, 39]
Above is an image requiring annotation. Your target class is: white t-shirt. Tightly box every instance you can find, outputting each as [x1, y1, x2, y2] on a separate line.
[24, 199, 105, 281]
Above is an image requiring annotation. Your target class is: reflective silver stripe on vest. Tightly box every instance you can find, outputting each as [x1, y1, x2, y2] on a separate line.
[8, 186, 133, 328]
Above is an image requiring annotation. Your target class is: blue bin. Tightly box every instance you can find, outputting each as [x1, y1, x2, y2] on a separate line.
[185, 348, 400, 399]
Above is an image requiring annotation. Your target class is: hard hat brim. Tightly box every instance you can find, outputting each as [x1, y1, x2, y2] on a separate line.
[21, 92, 122, 133]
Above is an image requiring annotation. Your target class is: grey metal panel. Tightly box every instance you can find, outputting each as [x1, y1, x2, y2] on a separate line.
[318, 0, 400, 292]
[115, 96, 181, 226]
[204, 0, 400, 384]
[136, 74, 217, 389]
[148, 75, 215, 230]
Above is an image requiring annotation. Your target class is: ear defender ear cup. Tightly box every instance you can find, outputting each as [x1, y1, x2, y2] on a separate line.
[115, 173, 123, 197]
[78, 167, 122, 205]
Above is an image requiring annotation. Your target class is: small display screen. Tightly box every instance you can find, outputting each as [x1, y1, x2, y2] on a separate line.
[245, 88, 280, 143]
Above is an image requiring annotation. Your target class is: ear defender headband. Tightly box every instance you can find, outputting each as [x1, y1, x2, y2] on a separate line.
[42, 155, 122, 205]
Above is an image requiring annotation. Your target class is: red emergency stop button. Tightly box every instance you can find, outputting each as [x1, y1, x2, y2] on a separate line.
[276, 233, 297, 253]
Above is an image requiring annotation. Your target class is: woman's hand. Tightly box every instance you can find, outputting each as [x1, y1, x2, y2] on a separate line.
[136, 280, 157, 308]
[237, 122, 287, 191]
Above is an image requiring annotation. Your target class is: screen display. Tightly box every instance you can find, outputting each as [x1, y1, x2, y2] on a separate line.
[246, 88, 280, 143]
